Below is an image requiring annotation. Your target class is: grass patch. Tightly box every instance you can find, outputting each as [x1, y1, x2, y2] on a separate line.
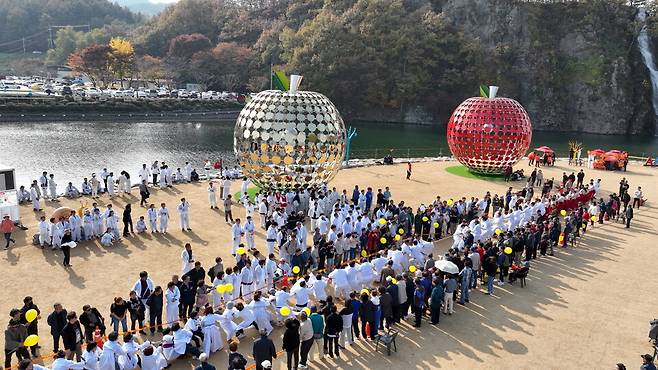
[445, 165, 506, 181]
[233, 186, 261, 202]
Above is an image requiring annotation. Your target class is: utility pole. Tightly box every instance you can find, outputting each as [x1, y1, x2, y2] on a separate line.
[22, 38, 26, 54]
[48, 26, 53, 49]
[269, 62, 273, 90]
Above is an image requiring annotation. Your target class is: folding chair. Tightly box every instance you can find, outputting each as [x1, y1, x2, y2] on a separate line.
[375, 330, 398, 356]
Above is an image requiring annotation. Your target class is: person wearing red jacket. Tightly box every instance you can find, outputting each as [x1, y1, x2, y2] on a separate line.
[1, 215, 16, 250]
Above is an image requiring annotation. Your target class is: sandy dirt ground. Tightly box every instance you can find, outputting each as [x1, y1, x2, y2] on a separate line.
[2, 160, 657, 370]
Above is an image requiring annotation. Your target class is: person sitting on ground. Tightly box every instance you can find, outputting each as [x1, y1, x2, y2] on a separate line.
[135, 216, 147, 233]
[171, 322, 202, 359]
[101, 228, 115, 247]
[190, 170, 200, 182]
[65, 182, 81, 198]
[17, 186, 31, 204]
[81, 179, 92, 195]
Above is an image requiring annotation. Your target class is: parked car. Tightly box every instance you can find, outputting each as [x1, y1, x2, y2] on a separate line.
[61, 86, 73, 96]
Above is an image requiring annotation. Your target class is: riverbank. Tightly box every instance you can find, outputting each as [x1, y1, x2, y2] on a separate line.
[1, 160, 656, 369]
[0, 110, 240, 122]
[0, 97, 242, 120]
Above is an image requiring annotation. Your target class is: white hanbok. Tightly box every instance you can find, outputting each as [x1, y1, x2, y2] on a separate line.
[98, 340, 125, 370]
[247, 299, 273, 335]
[200, 314, 224, 354]
[140, 346, 167, 370]
[164, 287, 180, 326]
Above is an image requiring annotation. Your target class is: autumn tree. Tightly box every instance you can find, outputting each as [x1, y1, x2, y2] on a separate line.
[137, 55, 167, 86]
[184, 42, 255, 92]
[67, 44, 112, 87]
[109, 37, 136, 88]
[167, 33, 212, 59]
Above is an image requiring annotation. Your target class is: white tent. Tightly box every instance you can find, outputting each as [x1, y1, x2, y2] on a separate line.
[0, 164, 19, 221]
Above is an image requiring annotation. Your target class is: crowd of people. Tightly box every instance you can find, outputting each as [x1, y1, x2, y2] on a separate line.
[3, 159, 645, 370]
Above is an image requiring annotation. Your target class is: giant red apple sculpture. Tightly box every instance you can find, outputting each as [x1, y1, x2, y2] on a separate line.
[447, 88, 532, 175]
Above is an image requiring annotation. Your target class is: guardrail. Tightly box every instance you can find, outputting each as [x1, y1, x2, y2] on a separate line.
[349, 147, 447, 159]
[0, 110, 241, 120]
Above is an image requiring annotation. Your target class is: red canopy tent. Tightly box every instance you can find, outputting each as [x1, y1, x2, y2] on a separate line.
[535, 146, 554, 153]
[589, 149, 605, 156]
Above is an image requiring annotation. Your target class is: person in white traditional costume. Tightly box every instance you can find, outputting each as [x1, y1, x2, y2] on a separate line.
[164, 282, 180, 327]
[247, 291, 273, 336]
[177, 198, 191, 232]
[181, 243, 195, 275]
[98, 332, 126, 370]
[207, 182, 218, 209]
[328, 267, 349, 299]
[200, 306, 224, 355]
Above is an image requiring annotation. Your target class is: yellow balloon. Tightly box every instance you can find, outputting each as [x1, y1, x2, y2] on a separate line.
[380, 237, 387, 244]
[215, 285, 226, 294]
[225, 284, 234, 293]
[447, 199, 454, 206]
[582, 223, 587, 228]
[25, 309, 38, 323]
[591, 216, 598, 222]
[422, 216, 429, 222]
[292, 266, 301, 274]
[23, 335, 39, 347]
[378, 218, 386, 225]
[560, 210, 567, 216]
[360, 289, 369, 295]
[361, 250, 368, 257]
[280, 307, 291, 316]
[409, 265, 417, 273]
[504, 247, 512, 255]
[236, 247, 246, 255]
[391, 278, 398, 284]
[302, 307, 311, 316]
[398, 228, 404, 235]
[433, 222, 439, 228]
[394, 235, 401, 241]
[495, 228, 502, 235]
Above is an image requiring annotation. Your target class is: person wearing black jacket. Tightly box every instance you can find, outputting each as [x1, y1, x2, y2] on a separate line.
[19, 297, 40, 356]
[146, 286, 164, 334]
[127, 291, 146, 334]
[383, 280, 399, 323]
[60, 230, 73, 267]
[325, 306, 342, 358]
[79, 305, 105, 342]
[358, 294, 376, 340]
[228, 341, 248, 370]
[404, 273, 415, 318]
[525, 229, 536, 261]
[179, 275, 196, 319]
[378, 286, 394, 330]
[60, 311, 83, 361]
[252, 330, 276, 370]
[46, 303, 67, 353]
[123, 204, 134, 237]
[282, 318, 300, 370]
[183, 262, 206, 288]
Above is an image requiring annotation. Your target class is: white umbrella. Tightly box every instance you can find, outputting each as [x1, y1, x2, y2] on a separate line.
[435, 260, 459, 274]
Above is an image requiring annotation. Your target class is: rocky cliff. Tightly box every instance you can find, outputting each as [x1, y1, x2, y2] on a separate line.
[441, 0, 655, 135]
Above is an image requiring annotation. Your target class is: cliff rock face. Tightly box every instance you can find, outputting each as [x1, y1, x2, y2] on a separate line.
[442, 0, 655, 135]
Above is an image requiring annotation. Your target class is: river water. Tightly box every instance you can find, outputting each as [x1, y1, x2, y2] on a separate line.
[2, 120, 657, 188]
